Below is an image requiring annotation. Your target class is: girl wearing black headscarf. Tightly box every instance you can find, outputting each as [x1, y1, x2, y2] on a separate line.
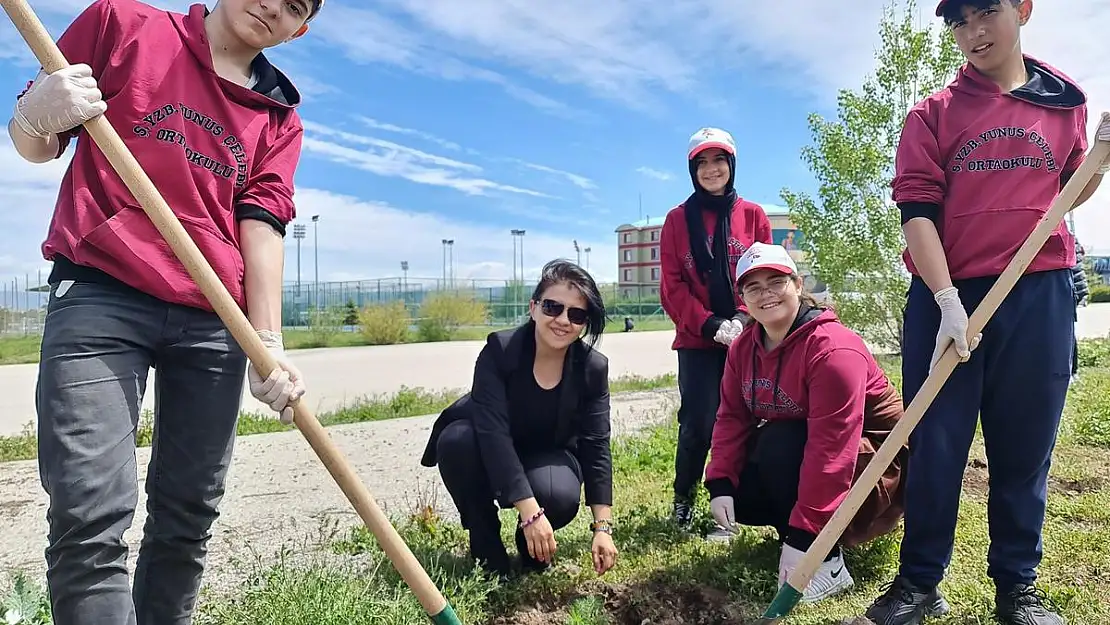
[658, 127, 773, 529]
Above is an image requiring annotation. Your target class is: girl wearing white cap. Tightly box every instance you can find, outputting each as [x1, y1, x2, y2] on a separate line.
[659, 127, 773, 528]
[704, 242, 908, 603]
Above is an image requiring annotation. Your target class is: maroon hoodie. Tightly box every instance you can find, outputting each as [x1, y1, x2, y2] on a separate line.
[659, 197, 772, 350]
[36, 0, 303, 312]
[893, 54, 1086, 281]
[704, 308, 907, 547]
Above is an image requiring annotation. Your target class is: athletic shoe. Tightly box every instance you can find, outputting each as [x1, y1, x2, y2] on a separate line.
[705, 525, 735, 543]
[995, 583, 1066, 624]
[800, 548, 854, 603]
[673, 499, 693, 529]
[864, 575, 951, 625]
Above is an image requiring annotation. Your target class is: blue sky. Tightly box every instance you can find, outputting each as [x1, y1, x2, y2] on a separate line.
[0, 0, 1108, 297]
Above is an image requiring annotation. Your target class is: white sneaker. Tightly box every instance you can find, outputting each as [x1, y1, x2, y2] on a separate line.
[800, 549, 854, 603]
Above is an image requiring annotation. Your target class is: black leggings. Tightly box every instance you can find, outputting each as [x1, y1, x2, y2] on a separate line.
[435, 419, 582, 573]
[729, 419, 808, 539]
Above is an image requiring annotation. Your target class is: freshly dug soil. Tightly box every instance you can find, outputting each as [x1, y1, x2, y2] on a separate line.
[491, 579, 751, 625]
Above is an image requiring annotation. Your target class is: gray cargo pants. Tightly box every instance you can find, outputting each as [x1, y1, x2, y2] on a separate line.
[36, 279, 247, 625]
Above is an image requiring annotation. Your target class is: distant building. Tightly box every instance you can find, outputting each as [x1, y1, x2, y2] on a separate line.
[614, 203, 825, 300]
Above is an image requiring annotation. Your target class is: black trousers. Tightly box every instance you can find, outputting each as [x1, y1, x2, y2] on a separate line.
[727, 419, 808, 538]
[674, 347, 728, 501]
[435, 419, 583, 574]
[723, 419, 842, 560]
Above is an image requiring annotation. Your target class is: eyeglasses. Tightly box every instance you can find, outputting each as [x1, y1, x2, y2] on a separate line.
[537, 299, 589, 325]
[741, 277, 790, 299]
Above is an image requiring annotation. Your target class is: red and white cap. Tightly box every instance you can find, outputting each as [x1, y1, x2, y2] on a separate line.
[735, 242, 798, 284]
[687, 127, 737, 159]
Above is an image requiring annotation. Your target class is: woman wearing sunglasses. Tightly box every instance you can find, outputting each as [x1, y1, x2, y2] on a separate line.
[703, 243, 907, 604]
[420, 259, 618, 578]
[659, 126, 774, 529]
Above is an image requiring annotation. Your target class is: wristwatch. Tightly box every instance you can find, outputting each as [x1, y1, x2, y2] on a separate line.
[590, 519, 613, 534]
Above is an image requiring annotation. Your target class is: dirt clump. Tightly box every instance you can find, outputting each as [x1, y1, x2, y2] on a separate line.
[492, 579, 749, 625]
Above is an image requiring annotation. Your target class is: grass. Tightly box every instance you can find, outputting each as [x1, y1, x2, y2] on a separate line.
[187, 342, 1110, 625]
[0, 372, 677, 464]
[7, 341, 1110, 624]
[0, 317, 675, 365]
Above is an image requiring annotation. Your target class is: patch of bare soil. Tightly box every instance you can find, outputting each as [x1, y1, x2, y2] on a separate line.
[491, 580, 751, 625]
[964, 457, 1105, 498]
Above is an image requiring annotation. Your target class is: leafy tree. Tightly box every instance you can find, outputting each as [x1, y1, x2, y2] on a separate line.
[780, 0, 963, 351]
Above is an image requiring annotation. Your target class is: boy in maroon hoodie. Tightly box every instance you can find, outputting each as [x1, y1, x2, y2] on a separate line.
[8, 1, 321, 623]
[659, 127, 772, 529]
[864, 2, 1110, 624]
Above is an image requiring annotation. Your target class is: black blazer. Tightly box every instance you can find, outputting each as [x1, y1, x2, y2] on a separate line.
[420, 321, 614, 508]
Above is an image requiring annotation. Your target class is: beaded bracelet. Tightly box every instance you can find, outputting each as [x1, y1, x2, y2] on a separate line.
[520, 507, 545, 528]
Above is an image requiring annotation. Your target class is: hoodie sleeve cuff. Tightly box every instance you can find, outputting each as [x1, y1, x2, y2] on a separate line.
[701, 316, 726, 340]
[705, 478, 735, 500]
[783, 526, 818, 552]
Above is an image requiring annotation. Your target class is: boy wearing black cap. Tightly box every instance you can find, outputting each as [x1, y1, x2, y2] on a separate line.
[864, 1, 1109, 624]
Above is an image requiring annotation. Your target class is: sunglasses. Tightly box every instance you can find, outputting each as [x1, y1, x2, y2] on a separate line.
[537, 299, 589, 325]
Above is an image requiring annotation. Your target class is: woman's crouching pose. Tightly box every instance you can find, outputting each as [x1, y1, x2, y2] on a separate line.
[704, 243, 907, 603]
[421, 260, 619, 578]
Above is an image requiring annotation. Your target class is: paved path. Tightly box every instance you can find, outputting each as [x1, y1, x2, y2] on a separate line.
[3, 302, 1109, 436]
[0, 329, 681, 436]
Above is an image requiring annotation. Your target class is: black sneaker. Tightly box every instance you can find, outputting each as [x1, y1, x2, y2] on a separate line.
[864, 575, 950, 625]
[673, 499, 693, 529]
[995, 583, 1066, 625]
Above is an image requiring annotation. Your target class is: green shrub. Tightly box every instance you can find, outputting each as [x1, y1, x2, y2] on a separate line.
[1089, 284, 1110, 303]
[416, 294, 488, 342]
[357, 301, 410, 345]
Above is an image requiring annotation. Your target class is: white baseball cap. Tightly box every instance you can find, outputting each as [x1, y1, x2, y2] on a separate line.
[735, 242, 798, 284]
[687, 127, 737, 159]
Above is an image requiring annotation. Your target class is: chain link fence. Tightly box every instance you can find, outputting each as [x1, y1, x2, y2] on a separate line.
[0, 274, 668, 336]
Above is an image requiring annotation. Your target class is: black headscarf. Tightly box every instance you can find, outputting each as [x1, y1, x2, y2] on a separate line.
[684, 150, 739, 320]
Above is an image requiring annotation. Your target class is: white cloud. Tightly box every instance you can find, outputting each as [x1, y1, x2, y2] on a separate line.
[285, 188, 616, 284]
[637, 166, 673, 181]
[300, 121, 552, 198]
[513, 160, 596, 190]
[356, 116, 462, 151]
[305, 4, 578, 118]
[307, 1, 1110, 251]
[0, 135, 616, 300]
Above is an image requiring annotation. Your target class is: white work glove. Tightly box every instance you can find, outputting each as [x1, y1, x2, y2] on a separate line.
[1096, 112, 1110, 174]
[248, 330, 305, 425]
[12, 64, 107, 139]
[931, 286, 981, 372]
[709, 495, 736, 531]
[713, 319, 742, 345]
[778, 543, 805, 587]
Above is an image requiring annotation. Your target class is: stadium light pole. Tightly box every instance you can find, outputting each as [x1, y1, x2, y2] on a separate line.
[400, 260, 409, 304]
[584, 246, 591, 270]
[573, 239, 580, 266]
[311, 215, 320, 309]
[293, 223, 306, 293]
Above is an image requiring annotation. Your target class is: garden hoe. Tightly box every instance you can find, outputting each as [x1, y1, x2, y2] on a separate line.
[0, 1, 465, 623]
[748, 136, 1110, 625]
